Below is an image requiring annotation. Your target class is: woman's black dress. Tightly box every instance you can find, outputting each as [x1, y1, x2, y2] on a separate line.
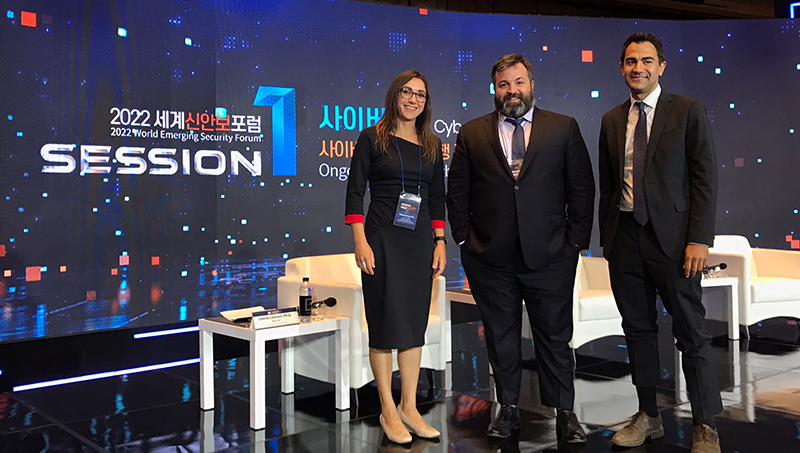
[345, 127, 445, 350]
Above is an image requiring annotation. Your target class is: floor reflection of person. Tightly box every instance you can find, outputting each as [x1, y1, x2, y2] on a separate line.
[345, 70, 446, 445]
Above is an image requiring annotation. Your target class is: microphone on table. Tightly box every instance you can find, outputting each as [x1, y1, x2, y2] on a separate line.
[703, 263, 727, 272]
[702, 263, 727, 278]
[310, 297, 337, 309]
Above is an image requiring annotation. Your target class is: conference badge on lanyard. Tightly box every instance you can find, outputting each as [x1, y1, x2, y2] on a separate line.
[392, 136, 423, 230]
[393, 191, 421, 230]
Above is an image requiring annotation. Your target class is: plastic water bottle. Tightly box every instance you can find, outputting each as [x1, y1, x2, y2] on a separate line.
[298, 277, 312, 322]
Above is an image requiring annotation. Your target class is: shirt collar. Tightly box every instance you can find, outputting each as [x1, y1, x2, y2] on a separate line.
[498, 107, 534, 125]
[629, 84, 661, 111]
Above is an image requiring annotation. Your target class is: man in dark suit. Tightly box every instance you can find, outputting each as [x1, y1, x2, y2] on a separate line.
[447, 54, 595, 443]
[598, 33, 722, 453]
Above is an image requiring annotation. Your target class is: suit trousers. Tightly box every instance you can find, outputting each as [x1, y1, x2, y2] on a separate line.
[461, 240, 578, 409]
[608, 212, 723, 420]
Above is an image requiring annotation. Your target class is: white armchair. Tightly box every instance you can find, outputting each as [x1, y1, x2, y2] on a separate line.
[277, 253, 449, 390]
[708, 235, 800, 331]
[570, 255, 624, 349]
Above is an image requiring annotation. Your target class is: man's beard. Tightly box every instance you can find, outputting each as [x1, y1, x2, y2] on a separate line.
[495, 91, 535, 118]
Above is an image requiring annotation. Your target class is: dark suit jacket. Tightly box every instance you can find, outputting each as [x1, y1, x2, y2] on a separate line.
[447, 108, 595, 269]
[598, 90, 717, 261]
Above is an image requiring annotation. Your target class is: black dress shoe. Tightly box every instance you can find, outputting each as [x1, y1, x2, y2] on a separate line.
[487, 405, 521, 438]
[556, 409, 586, 443]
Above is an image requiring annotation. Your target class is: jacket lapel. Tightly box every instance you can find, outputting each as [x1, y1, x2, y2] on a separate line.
[646, 90, 672, 166]
[518, 107, 547, 179]
[616, 100, 630, 182]
[482, 112, 514, 179]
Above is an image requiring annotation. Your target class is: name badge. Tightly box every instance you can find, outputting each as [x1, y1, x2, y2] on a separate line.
[393, 191, 421, 230]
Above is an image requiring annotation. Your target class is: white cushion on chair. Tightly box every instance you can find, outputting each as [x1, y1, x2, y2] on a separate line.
[425, 315, 442, 346]
[578, 289, 620, 321]
[711, 235, 758, 277]
[570, 256, 625, 348]
[751, 277, 800, 303]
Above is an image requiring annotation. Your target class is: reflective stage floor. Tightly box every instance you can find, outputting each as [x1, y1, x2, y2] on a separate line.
[2, 310, 800, 452]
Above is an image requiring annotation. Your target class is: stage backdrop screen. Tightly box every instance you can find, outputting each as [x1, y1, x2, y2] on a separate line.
[1, 0, 798, 342]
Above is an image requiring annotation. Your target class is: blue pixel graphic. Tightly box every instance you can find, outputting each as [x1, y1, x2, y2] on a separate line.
[253, 86, 297, 176]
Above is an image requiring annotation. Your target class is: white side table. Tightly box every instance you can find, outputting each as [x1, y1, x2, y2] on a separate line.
[701, 276, 740, 340]
[198, 316, 350, 430]
[446, 288, 476, 306]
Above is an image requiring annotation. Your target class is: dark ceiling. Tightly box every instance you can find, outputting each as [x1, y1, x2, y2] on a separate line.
[352, 0, 789, 19]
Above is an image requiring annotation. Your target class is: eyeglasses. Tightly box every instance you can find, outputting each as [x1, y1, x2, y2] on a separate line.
[399, 87, 427, 102]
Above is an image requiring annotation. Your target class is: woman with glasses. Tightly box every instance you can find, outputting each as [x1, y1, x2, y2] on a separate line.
[345, 70, 445, 444]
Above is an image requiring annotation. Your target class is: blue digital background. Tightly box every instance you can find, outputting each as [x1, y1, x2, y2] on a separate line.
[1, 0, 798, 341]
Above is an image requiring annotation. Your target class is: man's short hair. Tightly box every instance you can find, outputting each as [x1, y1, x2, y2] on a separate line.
[491, 54, 534, 84]
[620, 32, 665, 64]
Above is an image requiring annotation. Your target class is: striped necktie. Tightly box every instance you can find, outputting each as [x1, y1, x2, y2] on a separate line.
[505, 117, 526, 162]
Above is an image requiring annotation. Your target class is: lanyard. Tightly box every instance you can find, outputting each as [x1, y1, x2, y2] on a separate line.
[393, 135, 422, 195]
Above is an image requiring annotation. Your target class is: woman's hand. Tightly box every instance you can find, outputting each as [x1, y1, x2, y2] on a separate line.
[432, 242, 446, 278]
[354, 239, 375, 275]
[350, 223, 374, 275]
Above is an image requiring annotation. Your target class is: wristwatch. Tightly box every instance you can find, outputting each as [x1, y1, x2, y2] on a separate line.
[434, 236, 447, 245]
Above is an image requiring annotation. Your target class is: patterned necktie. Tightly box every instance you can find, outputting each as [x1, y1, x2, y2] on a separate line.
[504, 117, 526, 161]
[633, 101, 649, 226]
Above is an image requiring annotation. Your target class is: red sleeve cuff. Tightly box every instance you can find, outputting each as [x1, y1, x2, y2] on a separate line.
[345, 214, 364, 224]
[431, 220, 445, 230]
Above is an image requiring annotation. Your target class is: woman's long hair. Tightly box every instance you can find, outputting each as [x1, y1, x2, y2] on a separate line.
[375, 70, 438, 163]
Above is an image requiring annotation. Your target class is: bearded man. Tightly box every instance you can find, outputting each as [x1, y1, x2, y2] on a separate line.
[447, 53, 595, 443]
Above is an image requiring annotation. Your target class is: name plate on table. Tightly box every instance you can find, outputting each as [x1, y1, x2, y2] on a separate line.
[250, 307, 299, 329]
[221, 306, 266, 323]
